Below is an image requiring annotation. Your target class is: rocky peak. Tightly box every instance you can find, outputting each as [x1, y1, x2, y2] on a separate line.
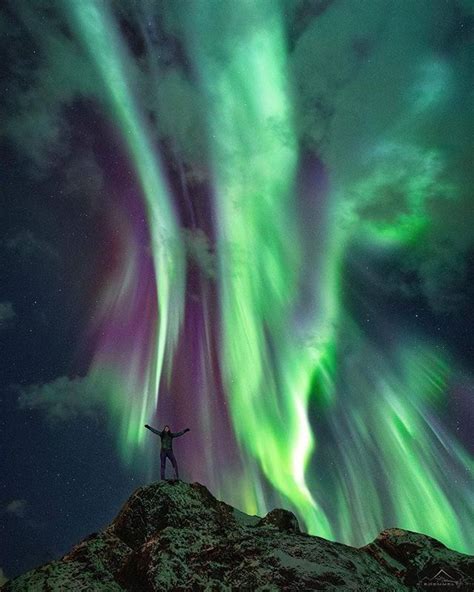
[2, 481, 473, 591]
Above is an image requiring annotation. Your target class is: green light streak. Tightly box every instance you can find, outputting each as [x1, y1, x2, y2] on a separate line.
[323, 323, 473, 552]
[63, 0, 185, 460]
[186, 0, 342, 536]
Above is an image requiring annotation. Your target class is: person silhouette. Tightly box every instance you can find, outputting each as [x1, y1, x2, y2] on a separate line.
[144, 424, 190, 480]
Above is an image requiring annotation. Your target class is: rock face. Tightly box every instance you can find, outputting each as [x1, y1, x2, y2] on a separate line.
[2, 481, 473, 591]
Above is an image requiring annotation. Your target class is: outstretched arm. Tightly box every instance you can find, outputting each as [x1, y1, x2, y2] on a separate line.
[172, 428, 190, 438]
[144, 424, 161, 435]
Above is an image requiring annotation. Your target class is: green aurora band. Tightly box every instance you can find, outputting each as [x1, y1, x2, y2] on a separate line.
[186, 0, 338, 537]
[61, 0, 473, 553]
[64, 0, 186, 459]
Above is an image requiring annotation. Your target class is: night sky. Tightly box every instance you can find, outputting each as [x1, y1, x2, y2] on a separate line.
[1, 0, 473, 583]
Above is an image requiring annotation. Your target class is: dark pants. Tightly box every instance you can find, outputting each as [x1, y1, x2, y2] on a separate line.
[160, 449, 179, 480]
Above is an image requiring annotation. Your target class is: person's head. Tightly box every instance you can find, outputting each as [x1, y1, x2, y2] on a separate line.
[163, 425, 170, 432]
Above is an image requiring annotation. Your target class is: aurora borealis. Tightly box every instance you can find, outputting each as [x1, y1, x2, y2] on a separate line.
[1, 0, 473, 580]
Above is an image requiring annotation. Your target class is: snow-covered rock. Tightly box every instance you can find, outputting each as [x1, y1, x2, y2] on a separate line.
[2, 481, 473, 591]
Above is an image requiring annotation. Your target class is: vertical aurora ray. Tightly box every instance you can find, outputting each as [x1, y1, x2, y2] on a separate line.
[63, 0, 185, 460]
[185, 0, 340, 536]
[319, 322, 474, 551]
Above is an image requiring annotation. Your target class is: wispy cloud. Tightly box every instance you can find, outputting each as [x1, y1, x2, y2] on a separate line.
[5, 230, 60, 263]
[5, 498, 27, 518]
[0, 301, 15, 326]
[16, 374, 109, 423]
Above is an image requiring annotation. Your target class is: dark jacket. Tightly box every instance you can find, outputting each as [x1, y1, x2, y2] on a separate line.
[147, 426, 188, 450]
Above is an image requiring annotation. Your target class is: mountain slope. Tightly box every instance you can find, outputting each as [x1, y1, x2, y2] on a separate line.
[2, 481, 473, 591]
